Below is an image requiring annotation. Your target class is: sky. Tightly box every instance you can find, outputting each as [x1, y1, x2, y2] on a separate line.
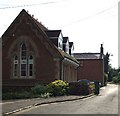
[0, 0, 119, 68]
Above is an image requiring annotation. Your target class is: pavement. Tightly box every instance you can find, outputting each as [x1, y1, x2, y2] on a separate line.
[1, 94, 94, 115]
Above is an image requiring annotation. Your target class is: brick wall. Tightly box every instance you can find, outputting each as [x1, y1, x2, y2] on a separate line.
[77, 59, 104, 86]
[2, 21, 59, 87]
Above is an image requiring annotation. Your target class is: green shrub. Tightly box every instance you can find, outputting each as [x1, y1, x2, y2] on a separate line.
[2, 91, 31, 100]
[104, 73, 108, 86]
[2, 92, 14, 100]
[112, 76, 120, 83]
[31, 84, 47, 95]
[3, 84, 50, 100]
[47, 80, 69, 96]
[89, 83, 95, 94]
[118, 73, 120, 82]
[17, 91, 31, 99]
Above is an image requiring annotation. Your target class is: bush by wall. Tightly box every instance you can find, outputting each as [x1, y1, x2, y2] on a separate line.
[31, 84, 47, 95]
[2, 80, 94, 100]
[69, 82, 90, 95]
[2, 80, 69, 99]
[2, 84, 49, 100]
[89, 83, 95, 94]
[112, 75, 120, 84]
[104, 73, 108, 86]
[47, 80, 69, 96]
[2, 91, 31, 100]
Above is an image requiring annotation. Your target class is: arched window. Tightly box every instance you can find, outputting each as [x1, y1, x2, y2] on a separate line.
[13, 55, 18, 77]
[28, 55, 33, 77]
[21, 43, 27, 60]
[13, 43, 34, 78]
[20, 43, 27, 77]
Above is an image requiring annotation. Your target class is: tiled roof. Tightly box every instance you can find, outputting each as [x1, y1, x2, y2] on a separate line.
[31, 17, 48, 31]
[59, 49, 79, 64]
[2, 9, 48, 37]
[45, 30, 61, 38]
[73, 53, 103, 59]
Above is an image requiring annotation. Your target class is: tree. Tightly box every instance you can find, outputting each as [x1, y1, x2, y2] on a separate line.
[104, 52, 110, 74]
[108, 68, 117, 82]
[112, 68, 120, 83]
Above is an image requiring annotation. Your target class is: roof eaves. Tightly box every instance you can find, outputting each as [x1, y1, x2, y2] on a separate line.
[45, 30, 61, 38]
[58, 49, 79, 64]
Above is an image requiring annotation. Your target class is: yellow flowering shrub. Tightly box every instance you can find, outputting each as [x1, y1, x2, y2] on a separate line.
[47, 80, 69, 96]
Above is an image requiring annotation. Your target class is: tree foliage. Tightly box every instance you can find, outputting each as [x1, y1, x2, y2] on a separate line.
[104, 52, 110, 74]
[109, 67, 120, 83]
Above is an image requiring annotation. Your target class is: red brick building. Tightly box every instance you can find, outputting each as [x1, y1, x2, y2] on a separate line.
[74, 45, 104, 86]
[2, 9, 79, 91]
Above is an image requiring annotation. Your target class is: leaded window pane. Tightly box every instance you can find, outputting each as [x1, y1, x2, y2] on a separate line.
[21, 43, 27, 60]
[13, 55, 18, 77]
[21, 64, 26, 76]
[29, 56, 33, 77]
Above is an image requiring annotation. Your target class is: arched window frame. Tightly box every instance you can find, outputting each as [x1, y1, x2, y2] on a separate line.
[12, 43, 34, 79]
[20, 43, 27, 78]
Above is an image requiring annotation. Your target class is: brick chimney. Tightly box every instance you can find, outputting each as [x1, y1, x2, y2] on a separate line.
[100, 44, 103, 54]
[100, 44, 104, 59]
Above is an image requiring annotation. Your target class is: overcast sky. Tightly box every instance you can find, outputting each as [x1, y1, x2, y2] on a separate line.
[0, 0, 119, 68]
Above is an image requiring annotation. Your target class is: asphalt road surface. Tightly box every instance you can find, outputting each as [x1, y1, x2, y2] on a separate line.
[15, 84, 118, 115]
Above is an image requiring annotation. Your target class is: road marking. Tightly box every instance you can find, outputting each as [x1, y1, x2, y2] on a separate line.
[60, 102, 66, 104]
[40, 104, 49, 107]
[82, 95, 95, 101]
[50, 102, 58, 105]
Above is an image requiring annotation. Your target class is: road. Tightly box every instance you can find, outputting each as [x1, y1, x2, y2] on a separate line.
[14, 84, 118, 115]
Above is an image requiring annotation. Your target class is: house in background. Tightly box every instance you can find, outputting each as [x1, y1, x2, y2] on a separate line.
[2, 9, 79, 91]
[74, 44, 104, 86]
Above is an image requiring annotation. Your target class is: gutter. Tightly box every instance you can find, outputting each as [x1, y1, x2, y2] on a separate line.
[63, 57, 79, 67]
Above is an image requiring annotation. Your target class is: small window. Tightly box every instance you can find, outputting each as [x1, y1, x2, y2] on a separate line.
[29, 64, 33, 76]
[21, 43, 27, 60]
[20, 43, 27, 77]
[28, 55, 33, 77]
[13, 55, 18, 77]
[21, 64, 27, 76]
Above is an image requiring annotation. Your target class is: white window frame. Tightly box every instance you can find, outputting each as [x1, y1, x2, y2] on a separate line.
[20, 43, 27, 78]
[13, 43, 34, 79]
